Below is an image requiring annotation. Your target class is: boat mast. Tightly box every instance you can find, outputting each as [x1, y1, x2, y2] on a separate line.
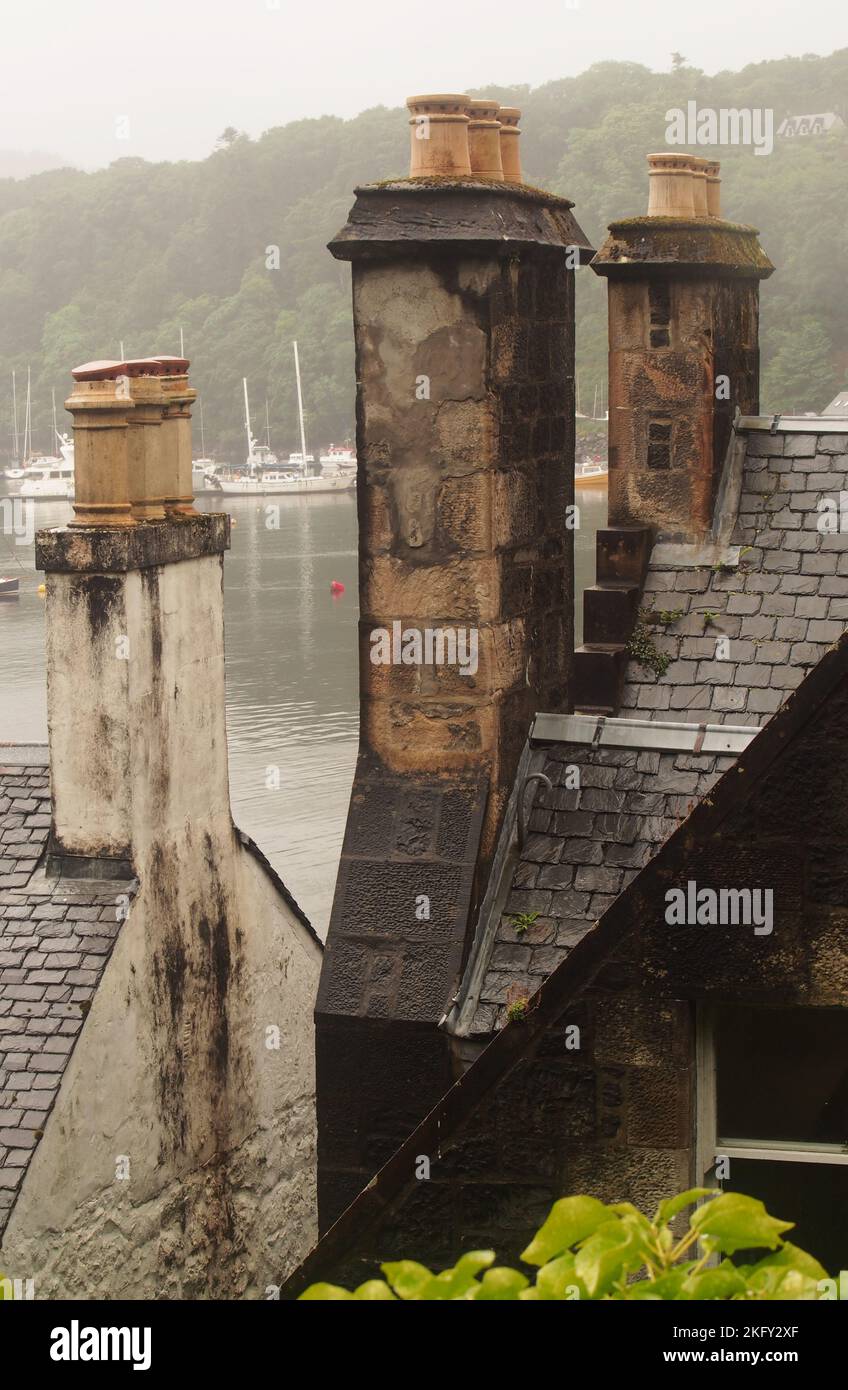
[24, 366, 31, 460]
[243, 378, 255, 469]
[11, 371, 18, 461]
[265, 399, 271, 449]
[52, 388, 58, 449]
[200, 399, 206, 458]
[293, 341, 308, 469]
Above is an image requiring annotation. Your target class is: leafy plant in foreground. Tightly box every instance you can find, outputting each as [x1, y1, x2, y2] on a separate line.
[299, 1189, 831, 1300]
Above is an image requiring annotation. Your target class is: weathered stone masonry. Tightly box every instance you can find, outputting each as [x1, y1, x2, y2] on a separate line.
[316, 179, 593, 1228]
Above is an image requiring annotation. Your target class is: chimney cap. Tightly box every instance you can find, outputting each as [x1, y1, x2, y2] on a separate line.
[153, 355, 191, 373]
[71, 359, 126, 381]
[647, 152, 694, 168]
[122, 357, 172, 377]
[467, 98, 500, 122]
[406, 93, 470, 114]
[498, 107, 521, 126]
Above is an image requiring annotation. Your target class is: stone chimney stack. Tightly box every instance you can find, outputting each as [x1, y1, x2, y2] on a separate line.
[14, 358, 323, 1298]
[592, 155, 774, 539]
[39, 357, 230, 877]
[315, 97, 592, 1227]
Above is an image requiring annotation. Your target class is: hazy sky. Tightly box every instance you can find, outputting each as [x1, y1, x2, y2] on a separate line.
[3, 0, 844, 168]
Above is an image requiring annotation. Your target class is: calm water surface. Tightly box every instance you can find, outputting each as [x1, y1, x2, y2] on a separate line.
[0, 486, 606, 935]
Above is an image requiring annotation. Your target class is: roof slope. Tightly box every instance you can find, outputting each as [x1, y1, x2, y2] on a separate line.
[281, 630, 848, 1297]
[457, 421, 848, 1033]
[0, 752, 131, 1237]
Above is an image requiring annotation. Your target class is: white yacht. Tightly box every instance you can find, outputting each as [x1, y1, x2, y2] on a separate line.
[211, 470, 354, 497]
[319, 444, 357, 477]
[211, 353, 354, 497]
[17, 450, 74, 501]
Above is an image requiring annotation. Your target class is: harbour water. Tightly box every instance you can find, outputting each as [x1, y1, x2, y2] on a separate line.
[0, 486, 607, 935]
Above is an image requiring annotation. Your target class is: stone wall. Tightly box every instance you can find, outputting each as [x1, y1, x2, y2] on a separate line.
[284, 639, 848, 1290]
[316, 182, 589, 1232]
[1, 534, 323, 1297]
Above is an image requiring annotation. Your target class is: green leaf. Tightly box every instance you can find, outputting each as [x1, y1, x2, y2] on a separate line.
[629, 1268, 689, 1300]
[520, 1195, 610, 1266]
[750, 1241, 828, 1282]
[415, 1251, 497, 1300]
[353, 1280, 397, 1300]
[472, 1267, 529, 1300]
[535, 1254, 586, 1301]
[380, 1260, 434, 1300]
[575, 1219, 642, 1299]
[690, 1192, 794, 1255]
[682, 1261, 748, 1300]
[455, 1250, 497, 1276]
[298, 1282, 355, 1300]
[756, 1269, 823, 1301]
[656, 1187, 715, 1227]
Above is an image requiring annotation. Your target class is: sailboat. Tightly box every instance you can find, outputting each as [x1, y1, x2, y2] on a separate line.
[191, 399, 219, 493]
[210, 345, 354, 497]
[5, 377, 74, 498]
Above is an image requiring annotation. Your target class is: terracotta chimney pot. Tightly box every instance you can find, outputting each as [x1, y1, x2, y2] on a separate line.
[704, 160, 722, 218]
[689, 156, 710, 217]
[406, 94, 472, 178]
[497, 107, 523, 184]
[647, 152, 696, 217]
[122, 360, 169, 521]
[467, 98, 504, 179]
[65, 375, 136, 527]
[155, 357, 199, 516]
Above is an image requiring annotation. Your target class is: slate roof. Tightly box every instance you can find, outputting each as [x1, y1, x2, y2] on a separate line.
[623, 426, 848, 727]
[0, 749, 131, 1237]
[453, 420, 848, 1036]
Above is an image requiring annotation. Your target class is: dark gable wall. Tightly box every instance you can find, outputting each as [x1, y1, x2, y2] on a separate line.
[286, 639, 848, 1293]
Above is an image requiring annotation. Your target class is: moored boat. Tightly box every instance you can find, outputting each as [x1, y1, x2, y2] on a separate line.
[575, 455, 608, 488]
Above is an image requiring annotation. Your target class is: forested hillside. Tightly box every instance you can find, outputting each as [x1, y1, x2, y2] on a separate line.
[1, 50, 846, 461]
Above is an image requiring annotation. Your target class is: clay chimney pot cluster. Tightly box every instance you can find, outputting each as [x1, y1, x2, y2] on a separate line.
[66, 355, 200, 527]
[406, 93, 523, 183]
[646, 152, 722, 219]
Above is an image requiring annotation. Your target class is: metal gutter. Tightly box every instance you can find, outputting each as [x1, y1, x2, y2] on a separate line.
[531, 712, 757, 756]
[737, 415, 848, 433]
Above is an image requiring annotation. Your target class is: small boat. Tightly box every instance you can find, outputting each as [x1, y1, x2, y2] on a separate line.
[575, 456, 608, 488]
[17, 452, 74, 500]
[319, 444, 357, 477]
[0, 576, 20, 598]
[191, 457, 219, 493]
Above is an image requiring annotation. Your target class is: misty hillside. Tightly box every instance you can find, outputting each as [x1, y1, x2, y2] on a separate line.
[1, 50, 846, 461]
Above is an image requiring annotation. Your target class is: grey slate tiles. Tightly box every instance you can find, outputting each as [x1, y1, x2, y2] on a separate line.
[622, 430, 848, 726]
[0, 757, 130, 1236]
[464, 426, 848, 1034]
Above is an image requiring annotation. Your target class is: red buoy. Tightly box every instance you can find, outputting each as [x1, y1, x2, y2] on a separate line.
[330, 580, 345, 595]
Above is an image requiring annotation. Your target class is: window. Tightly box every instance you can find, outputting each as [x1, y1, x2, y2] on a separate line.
[647, 419, 672, 470]
[698, 1005, 848, 1273]
[648, 283, 671, 348]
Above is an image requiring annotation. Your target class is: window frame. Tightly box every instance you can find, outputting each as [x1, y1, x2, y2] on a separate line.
[695, 1002, 848, 1180]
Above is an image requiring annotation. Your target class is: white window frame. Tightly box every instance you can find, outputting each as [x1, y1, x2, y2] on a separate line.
[695, 1003, 848, 1180]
